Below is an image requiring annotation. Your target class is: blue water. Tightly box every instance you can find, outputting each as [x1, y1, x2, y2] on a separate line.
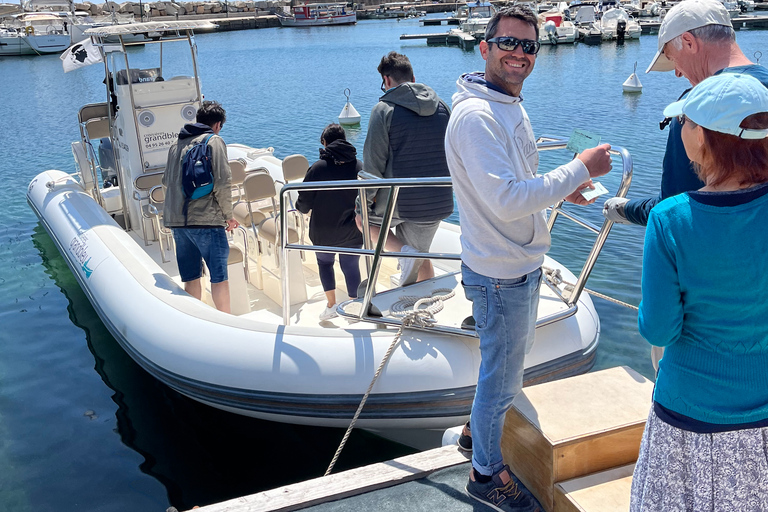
[1, 17, 766, 511]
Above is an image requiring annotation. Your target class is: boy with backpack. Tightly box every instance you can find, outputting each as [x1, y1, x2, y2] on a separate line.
[163, 101, 238, 313]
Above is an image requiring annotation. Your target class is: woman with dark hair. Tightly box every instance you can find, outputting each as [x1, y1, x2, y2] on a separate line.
[296, 124, 364, 321]
[631, 73, 768, 511]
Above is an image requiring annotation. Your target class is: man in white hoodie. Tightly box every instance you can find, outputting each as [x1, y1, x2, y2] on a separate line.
[444, 6, 613, 511]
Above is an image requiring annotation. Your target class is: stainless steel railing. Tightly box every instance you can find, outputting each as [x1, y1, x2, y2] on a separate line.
[277, 136, 633, 326]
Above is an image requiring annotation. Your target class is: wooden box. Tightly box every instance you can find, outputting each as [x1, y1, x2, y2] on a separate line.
[500, 366, 653, 512]
[554, 464, 635, 512]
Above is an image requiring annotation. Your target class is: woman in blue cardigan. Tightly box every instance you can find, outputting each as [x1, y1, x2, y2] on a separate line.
[631, 73, 768, 511]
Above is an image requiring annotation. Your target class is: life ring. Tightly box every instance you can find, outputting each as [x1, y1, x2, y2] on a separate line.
[25, 26, 34, 35]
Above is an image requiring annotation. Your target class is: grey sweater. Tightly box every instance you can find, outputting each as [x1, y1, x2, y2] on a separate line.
[162, 124, 233, 228]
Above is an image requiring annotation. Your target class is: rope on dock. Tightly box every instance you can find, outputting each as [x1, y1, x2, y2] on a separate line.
[324, 289, 455, 476]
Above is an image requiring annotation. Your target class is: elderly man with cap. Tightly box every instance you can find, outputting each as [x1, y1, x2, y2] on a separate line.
[602, 0, 768, 226]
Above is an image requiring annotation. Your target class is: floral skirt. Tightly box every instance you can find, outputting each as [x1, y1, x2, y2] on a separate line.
[630, 407, 768, 512]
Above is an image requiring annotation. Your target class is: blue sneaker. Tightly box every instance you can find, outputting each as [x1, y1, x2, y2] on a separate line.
[465, 465, 542, 512]
[457, 421, 472, 452]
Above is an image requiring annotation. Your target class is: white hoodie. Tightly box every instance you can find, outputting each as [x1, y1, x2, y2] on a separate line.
[445, 73, 589, 279]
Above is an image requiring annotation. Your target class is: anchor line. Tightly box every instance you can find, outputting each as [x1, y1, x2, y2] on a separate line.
[325, 288, 455, 476]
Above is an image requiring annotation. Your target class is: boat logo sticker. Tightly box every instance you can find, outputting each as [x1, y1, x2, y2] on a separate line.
[69, 233, 107, 280]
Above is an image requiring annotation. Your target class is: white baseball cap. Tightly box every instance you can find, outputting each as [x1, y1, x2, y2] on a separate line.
[646, 0, 732, 73]
[663, 73, 768, 139]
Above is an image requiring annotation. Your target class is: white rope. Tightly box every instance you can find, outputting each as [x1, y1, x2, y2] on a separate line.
[325, 288, 455, 475]
[542, 266, 638, 311]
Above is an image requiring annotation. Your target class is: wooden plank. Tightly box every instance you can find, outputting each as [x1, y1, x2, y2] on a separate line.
[554, 425, 643, 482]
[192, 445, 470, 512]
[554, 464, 635, 512]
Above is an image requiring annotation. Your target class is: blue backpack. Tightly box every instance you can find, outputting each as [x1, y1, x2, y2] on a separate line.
[181, 133, 215, 200]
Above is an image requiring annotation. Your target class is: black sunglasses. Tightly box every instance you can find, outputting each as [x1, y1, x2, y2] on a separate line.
[381, 78, 386, 92]
[487, 36, 541, 55]
[677, 114, 697, 127]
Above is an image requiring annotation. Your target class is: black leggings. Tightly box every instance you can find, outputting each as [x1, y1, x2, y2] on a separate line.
[316, 251, 361, 297]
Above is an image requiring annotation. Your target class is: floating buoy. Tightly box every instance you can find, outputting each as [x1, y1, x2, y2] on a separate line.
[622, 61, 643, 93]
[338, 88, 361, 125]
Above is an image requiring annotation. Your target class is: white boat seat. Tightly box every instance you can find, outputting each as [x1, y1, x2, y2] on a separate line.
[229, 159, 247, 201]
[233, 202, 267, 227]
[257, 218, 299, 246]
[282, 154, 309, 183]
[78, 102, 109, 124]
[85, 117, 110, 141]
[135, 172, 164, 192]
[133, 172, 165, 246]
[72, 141, 96, 193]
[281, 154, 309, 247]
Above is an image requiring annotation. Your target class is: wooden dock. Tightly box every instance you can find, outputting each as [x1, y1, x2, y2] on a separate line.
[400, 29, 477, 49]
[420, 17, 461, 26]
[639, 14, 768, 34]
[189, 367, 654, 512]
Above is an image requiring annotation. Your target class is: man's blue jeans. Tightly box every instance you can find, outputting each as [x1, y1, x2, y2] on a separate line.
[461, 263, 542, 476]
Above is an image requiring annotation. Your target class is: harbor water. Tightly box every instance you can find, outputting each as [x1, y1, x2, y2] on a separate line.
[0, 16, 766, 511]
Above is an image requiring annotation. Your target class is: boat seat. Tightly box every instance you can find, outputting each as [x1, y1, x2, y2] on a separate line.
[233, 202, 267, 227]
[140, 185, 173, 263]
[237, 172, 300, 285]
[78, 102, 110, 125]
[281, 154, 309, 246]
[229, 159, 247, 201]
[85, 118, 110, 141]
[133, 172, 165, 246]
[281, 154, 309, 183]
[227, 245, 250, 316]
[72, 141, 96, 195]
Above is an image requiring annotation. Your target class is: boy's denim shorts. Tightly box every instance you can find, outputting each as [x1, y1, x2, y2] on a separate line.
[172, 227, 229, 284]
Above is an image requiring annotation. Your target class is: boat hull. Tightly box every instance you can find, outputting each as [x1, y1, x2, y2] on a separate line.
[0, 33, 70, 55]
[28, 170, 599, 430]
[278, 14, 357, 26]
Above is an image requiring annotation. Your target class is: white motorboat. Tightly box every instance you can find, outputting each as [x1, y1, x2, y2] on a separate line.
[598, 8, 641, 40]
[276, 3, 356, 27]
[456, 1, 496, 39]
[0, 12, 70, 55]
[573, 5, 603, 44]
[539, 8, 578, 45]
[721, 0, 741, 17]
[27, 21, 634, 434]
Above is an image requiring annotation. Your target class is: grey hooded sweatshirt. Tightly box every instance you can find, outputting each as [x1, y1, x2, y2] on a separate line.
[362, 82, 453, 222]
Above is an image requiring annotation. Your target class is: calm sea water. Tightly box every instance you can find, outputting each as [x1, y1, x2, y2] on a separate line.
[1, 17, 766, 511]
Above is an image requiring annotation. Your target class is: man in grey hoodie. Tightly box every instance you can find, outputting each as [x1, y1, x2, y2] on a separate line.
[163, 101, 238, 313]
[444, 7, 612, 511]
[358, 51, 453, 286]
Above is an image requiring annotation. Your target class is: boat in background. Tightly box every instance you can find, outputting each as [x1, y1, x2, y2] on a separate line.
[597, 8, 641, 41]
[538, 5, 578, 45]
[277, 3, 356, 27]
[0, 11, 70, 55]
[457, 1, 496, 39]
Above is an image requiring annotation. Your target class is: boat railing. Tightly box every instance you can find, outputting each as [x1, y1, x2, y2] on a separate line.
[277, 136, 632, 327]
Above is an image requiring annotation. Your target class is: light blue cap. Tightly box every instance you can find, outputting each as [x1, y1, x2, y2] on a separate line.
[663, 73, 768, 140]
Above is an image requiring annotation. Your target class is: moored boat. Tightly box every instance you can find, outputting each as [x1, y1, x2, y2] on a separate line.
[0, 11, 69, 55]
[27, 21, 635, 436]
[277, 3, 356, 27]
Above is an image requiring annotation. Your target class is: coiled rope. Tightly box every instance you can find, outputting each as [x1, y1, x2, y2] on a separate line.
[325, 288, 455, 476]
